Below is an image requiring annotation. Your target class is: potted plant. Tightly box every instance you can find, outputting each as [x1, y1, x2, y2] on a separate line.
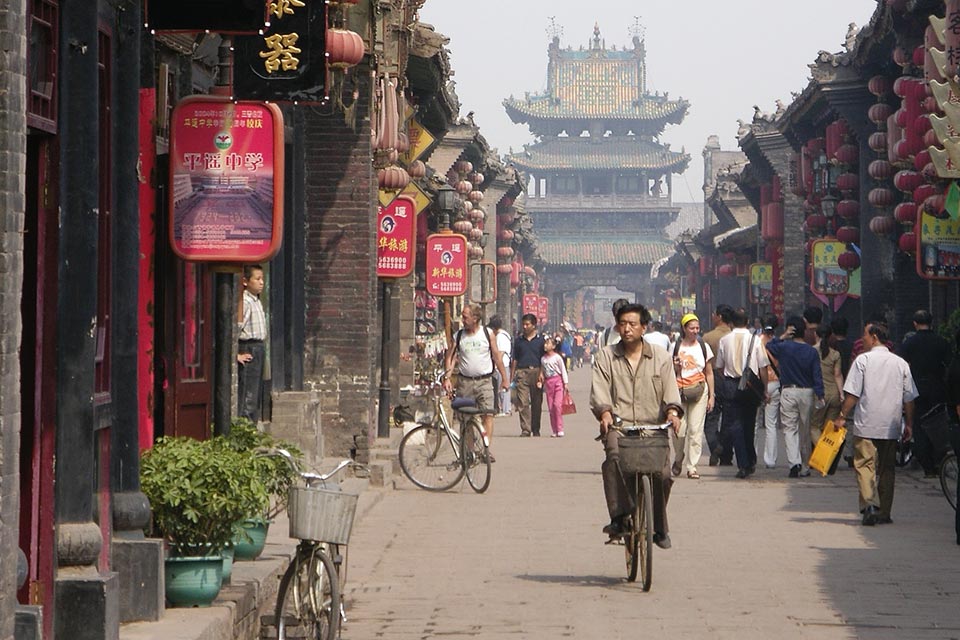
[223, 419, 303, 560]
[140, 436, 269, 606]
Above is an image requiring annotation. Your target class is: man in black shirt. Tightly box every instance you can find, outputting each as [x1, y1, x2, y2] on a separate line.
[899, 309, 951, 476]
[830, 316, 854, 378]
[512, 313, 546, 437]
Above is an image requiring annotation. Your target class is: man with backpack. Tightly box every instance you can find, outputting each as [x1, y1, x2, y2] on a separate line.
[443, 304, 510, 450]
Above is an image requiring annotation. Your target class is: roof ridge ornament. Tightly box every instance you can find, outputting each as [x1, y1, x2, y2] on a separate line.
[546, 16, 563, 43]
[628, 16, 645, 43]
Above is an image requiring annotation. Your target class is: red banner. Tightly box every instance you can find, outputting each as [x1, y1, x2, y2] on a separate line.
[425, 233, 468, 296]
[770, 244, 785, 320]
[169, 96, 284, 262]
[376, 195, 416, 278]
[522, 294, 539, 315]
[537, 296, 549, 326]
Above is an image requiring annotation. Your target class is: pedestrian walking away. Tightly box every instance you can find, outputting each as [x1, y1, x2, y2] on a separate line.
[443, 303, 510, 454]
[488, 315, 513, 417]
[590, 302, 683, 549]
[541, 336, 569, 437]
[811, 324, 845, 473]
[834, 321, 918, 526]
[758, 314, 782, 469]
[512, 313, 546, 437]
[765, 316, 825, 478]
[670, 313, 714, 479]
[702, 304, 734, 466]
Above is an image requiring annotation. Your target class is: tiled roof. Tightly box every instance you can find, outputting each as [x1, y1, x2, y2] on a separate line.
[538, 237, 674, 266]
[504, 94, 688, 124]
[506, 137, 690, 173]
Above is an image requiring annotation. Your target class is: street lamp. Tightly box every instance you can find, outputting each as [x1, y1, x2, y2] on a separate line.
[821, 193, 838, 236]
[437, 183, 457, 230]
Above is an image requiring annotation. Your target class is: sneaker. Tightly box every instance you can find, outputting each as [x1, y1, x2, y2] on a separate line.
[799, 467, 811, 477]
[653, 532, 671, 549]
[602, 518, 627, 537]
[557, 432, 564, 437]
[550, 433, 557, 438]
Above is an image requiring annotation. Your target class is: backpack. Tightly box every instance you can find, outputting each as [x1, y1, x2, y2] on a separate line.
[454, 326, 494, 357]
[672, 336, 708, 364]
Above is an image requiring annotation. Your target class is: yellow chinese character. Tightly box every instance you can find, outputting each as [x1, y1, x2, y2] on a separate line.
[268, 0, 305, 20]
[260, 33, 301, 73]
[398, 240, 408, 252]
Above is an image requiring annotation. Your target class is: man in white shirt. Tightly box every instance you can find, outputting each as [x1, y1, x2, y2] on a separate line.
[834, 322, 918, 526]
[487, 315, 513, 416]
[714, 308, 770, 478]
[643, 321, 671, 352]
[597, 298, 629, 349]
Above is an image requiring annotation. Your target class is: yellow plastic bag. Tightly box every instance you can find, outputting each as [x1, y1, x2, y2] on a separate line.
[808, 420, 846, 476]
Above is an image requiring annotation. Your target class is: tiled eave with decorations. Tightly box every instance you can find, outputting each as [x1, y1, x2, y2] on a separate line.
[506, 136, 690, 174]
[503, 94, 688, 127]
[536, 237, 674, 266]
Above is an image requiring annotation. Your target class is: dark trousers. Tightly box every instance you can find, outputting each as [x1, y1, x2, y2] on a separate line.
[704, 391, 733, 464]
[950, 423, 960, 544]
[720, 376, 760, 470]
[601, 429, 672, 535]
[238, 340, 265, 421]
[516, 368, 543, 435]
[913, 398, 940, 474]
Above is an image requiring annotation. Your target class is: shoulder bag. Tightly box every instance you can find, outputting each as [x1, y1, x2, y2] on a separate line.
[736, 332, 765, 403]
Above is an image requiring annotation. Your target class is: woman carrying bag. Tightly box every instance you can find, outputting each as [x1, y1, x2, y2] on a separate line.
[671, 313, 715, 479]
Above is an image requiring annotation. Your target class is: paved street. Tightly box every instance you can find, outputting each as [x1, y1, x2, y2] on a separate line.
[342, 366, 960, 640]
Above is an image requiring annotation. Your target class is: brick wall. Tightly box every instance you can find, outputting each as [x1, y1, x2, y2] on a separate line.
[300, 76, 378, 458]
[0, 2, 27, 639]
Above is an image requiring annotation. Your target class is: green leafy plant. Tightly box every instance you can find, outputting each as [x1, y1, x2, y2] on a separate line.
[141, 436, 269, 555]
[223, 418, 304, 520]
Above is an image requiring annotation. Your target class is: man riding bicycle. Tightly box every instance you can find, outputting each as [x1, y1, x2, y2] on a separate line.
[590, 303, 683, 549]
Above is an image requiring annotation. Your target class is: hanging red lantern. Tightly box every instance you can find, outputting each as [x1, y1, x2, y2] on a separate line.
[455, 179, 472, 195]
[868, 75, 893, 97]
[912, 45, 926, 67]
[923, 96, 941, 114]
[913, 114, 932, 137]
[893, 46, 911, 66]
[894, 202, 918, 224]
[922, 193, 946, 216]
[868, 159, 893, 180]
[468, 190, 484, 204]
[868, 103, 893, 124]
[407, 160, 426, 178]
[453, 160, 473, 175]
[836, 226, 860, 244]
[867, 187, 895, 207]
[762, 202, 784, 242]
[718, 264, 737, 278]
[378, 165, 410, 190]
[469, 209, 485, 224]
[894, 107, 910, 128]
[498, 211, 516, 226]
[868, 215, 897, 235]
[924, 128, 940, 148]
[894, 170, 923, 193]
[898, 231, 917, 253]
[805, 214, 827, 230]
[836, 199, 860, 219]
[496, 264, 514, 275]
[497, 229, 515, 242]
[913, 183, 939, 204]
[893, 77, 913, 98]
[496, 246, 514, 259]
[468, 228, 482, 241]
[326, 28, 365, 69]
[835, 144, 859, 166]
[914, 149, 931, 172]
[468, 172, 485, 187]
[523, 266, 536, 277]
[838, 250, 861, 271]
[868, 131, 888, 152]
[836, 172, 859, 192]
[452, 219, 473, 234]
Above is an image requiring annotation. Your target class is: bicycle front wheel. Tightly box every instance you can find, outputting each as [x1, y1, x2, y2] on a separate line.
[638, 474, 653, 591]
[624, 474, 639, 582]
[399, 423, 463, 491]
[463, 419, 491, 494]
[941, 452, 958, 511]
[276, 547, 340, 640]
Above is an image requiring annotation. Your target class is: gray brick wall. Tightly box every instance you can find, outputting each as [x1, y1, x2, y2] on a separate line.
[0, 2, 27, 639]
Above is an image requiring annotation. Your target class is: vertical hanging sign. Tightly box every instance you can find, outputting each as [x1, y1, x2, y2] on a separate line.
[522, 294, 539, 316]
[537, 296, 550, 326]
[376, 196, 417, 278]
[749, 263, 773, 304]
[425, 234, 468, 296]
[169, 96, 284, 262]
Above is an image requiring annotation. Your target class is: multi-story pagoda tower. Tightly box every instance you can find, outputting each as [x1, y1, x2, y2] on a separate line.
[504, 24, 690, 314]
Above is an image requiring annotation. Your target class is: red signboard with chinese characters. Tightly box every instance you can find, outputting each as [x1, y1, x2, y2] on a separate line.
[425, 233, 468, 296]
[538, 296, 550, 326]
[522, 294, 539, 316]
[770, 245, 785, 319]
[376, 195, 416, 278]
[169, 96, 284, 262]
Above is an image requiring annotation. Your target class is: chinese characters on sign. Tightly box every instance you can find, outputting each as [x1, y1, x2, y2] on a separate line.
[810, 240, 849, 296]
[169, 97, 284, 262]
[376, 196, 416, 279]
[425, 234, 468, 296]
[522, 294, 539, 316]
[770, 245, 785, 319]
[918, 183, 960, 279]
[749, 263, 773, 304]
[537, 296, 550, 326]
[233, 0, 326, 103]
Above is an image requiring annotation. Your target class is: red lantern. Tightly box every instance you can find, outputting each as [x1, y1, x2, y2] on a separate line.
[805, 214, 827, 230]
[378, 165, 410, 190]
[452, 219, 473, 234]
[326, 29, 365, 69]
[868, 75, 893, 97]
[893, 46, 911, 67]
[468, 228, 482, 241]
[496, 246, 514, 259]
[868, 103, 893, 125]
[455, 179, 472, 195]
[407, 160, 426, 178]
[912, 114, 932, 137]
[718, 264, 737, 278]
[868, 159, 893, 180]
[836, 199, 860, 219]
[496, 264, 514, 275]
[836, 172, 859, 192]
[913, 183, 939, 204]
[923, 96, 941, 114]
[868, 215, 897, 235]
[868, 131, 888, 152]
[893, 77, 912, 98]
[867, 187, 895, 207]
[893, 170, 923, 193]
[912, 45, 926, 67]
[922, 193, 946, 216]
[924, 128, 940, 148]
[836, 226, 860, 244]
[914, 149, 931, 172]
[894, 107, 910, 129]
[898, 231, 917, 253]
[497, 229, 515, 242]
[762, 202, 784, 242]
[838, 250, 861, 271]
[523, 266, 536, 277]
[453, 160, 473, 174]
[468, 172, 485, 187]
[894, 201, 917, 224]
[835, 144, 859, 166]
[468, 190, 484, 204]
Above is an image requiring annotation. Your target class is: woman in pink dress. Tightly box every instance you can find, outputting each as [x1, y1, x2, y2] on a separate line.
[541, 336, 569, 437]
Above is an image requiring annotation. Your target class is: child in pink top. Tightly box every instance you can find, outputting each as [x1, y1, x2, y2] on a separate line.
[541, 337, 569, 437]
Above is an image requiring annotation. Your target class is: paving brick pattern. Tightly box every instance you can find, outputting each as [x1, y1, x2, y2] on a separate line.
[341, 366, 960, 640]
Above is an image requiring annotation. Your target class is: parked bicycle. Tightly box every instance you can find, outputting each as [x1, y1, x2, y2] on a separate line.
[261, 451, 362, 640]
[398, 371, 492, 493]
[605, 418, 670, 591]
[942, 451, 958, 511]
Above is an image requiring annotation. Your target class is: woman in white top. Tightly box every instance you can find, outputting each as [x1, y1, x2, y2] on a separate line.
[671, 313, 715, 479]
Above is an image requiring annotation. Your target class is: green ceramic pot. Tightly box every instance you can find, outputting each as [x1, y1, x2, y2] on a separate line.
[221, 544, 235, 583]
[164, 555, 223, 607]
[232, 518, 270, 560]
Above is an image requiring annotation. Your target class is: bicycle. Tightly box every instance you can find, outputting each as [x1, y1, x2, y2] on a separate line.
[263, 451, 362, 640]
[398, 371, 492, 493]
[605, 420, 670, 591]
[941, 451, 957, 511]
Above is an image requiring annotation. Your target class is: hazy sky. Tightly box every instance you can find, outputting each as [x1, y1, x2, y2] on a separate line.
[418, 0, 878, 203]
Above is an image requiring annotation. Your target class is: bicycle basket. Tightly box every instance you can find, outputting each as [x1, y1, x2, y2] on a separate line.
[287, 486, 359, 545]
[617, 434, 669, 475]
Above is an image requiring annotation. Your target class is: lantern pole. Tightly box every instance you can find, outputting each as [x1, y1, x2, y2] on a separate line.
[437, 184, 456, 345]
[376, 278, 392, 439]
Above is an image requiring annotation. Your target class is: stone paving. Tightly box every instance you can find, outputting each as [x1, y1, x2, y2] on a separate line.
[340, 366, 960, 640]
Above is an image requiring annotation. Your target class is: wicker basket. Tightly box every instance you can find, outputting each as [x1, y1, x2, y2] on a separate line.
[287, 486, 359, 545]
[618, 434, 669, 475]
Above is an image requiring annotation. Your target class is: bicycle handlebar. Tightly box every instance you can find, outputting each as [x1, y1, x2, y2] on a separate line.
[255, 448, 365, 487]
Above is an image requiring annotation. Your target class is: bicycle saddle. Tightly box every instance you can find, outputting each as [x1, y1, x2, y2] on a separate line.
[451, 397, 479, 412]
